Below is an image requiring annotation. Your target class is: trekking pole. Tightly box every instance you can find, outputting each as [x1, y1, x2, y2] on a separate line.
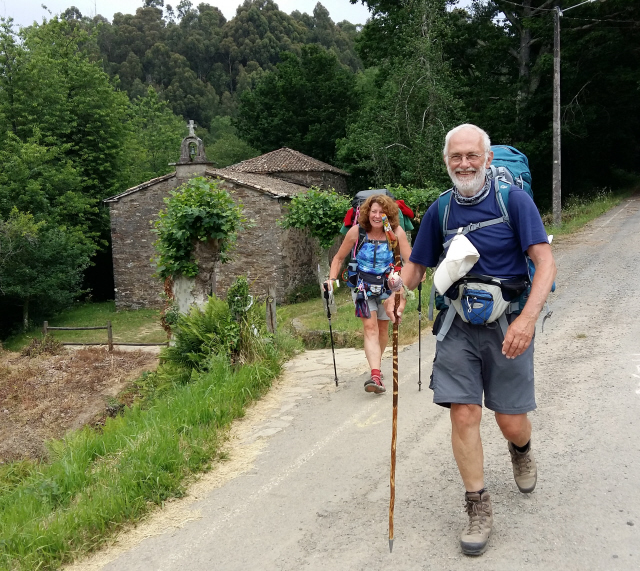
[323, 282, 339, 386]
[417, 281, 422, 391]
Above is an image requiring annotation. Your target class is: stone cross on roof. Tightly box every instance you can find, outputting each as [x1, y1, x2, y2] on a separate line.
[188, 120, 195, 136]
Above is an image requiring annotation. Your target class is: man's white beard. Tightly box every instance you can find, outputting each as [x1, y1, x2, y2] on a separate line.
[447, 165, 486, 197]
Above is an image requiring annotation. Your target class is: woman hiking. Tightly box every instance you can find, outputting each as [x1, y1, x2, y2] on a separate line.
[325, 194, 412, 394]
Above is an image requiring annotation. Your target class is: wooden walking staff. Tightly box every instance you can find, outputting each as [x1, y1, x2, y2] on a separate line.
[389, 287, 400, 552]
[382, 214, 401, 553]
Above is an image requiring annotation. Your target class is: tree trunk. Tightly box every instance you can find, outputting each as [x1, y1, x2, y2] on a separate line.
[315, 244, 331, 286]
[23, 298, 29, 332]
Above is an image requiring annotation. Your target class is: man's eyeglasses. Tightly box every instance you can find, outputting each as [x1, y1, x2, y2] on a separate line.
[447, 153, 485, 165]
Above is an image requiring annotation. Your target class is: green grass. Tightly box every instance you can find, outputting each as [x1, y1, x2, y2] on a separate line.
[277, 278, 432, 349]
[0, 333, 300, 571]
[4, 301, 167, 351]
[543, 187, 635, 236]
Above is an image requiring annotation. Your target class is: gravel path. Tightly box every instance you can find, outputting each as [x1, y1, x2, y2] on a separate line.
[67, 194, 640, 571]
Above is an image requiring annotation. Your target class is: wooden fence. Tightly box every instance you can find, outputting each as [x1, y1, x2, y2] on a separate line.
[42, 321, 169, 352]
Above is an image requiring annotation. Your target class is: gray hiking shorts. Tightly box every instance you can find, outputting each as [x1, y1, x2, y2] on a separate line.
[430, 312, 536, 414]
[351, 291, 390, 321]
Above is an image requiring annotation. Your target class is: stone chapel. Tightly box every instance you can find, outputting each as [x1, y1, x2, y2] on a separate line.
[104, 123, 349, 309]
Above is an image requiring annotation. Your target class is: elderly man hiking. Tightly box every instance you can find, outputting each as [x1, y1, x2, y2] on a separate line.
[386, 124, 556, 555]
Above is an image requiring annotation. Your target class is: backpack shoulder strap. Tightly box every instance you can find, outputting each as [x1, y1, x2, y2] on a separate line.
[437, 189, 454, 243]
[352, 226, 367, 260]
[495, 179, 512, 229]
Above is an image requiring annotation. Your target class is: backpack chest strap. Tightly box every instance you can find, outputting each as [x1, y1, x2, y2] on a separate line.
[442, 215, 509, 249]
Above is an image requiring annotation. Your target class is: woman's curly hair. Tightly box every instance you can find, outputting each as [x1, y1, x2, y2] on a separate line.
[358, 194, 400, 232]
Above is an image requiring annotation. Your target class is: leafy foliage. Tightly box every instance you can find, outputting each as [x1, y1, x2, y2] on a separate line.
[153, 177, 247, 278]
[204, 115, 260, 168]
[122, 87, 187, 189]
[280, 187, 350, 249]
[226, 276, 270, 363]
[88, 0, 362, 130]
[0, 19, 130, 205]
[386, 184, 442, 223]
[338, 0, 463, 190]
[0, 209, 42, 271]
[0, 223, 92, 328]
[226, 275, 251, 320]
[161, 295, 241, 371]
[162, 277, 270, 372]
[235, 45, 359, 164]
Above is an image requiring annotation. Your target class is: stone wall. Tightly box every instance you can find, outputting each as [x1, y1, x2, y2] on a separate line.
[215, 181, 317, 302]
[273, 171, 348, 195]
[108, 178, 175, 310]
[109, 173, 320, 310]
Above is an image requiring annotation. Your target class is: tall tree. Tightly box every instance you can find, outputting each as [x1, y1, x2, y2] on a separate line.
[339, 0, 462, 189]
[0, 18, 129, 329]
[1, 222, 91, 330]
[235, 44, 358, 163]
[0, 19, 130, 203]
[122, 86, 187, 188]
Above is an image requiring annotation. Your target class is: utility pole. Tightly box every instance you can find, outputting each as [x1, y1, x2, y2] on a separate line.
[553, 6, 562, 226]
[552, 0, 598, 226]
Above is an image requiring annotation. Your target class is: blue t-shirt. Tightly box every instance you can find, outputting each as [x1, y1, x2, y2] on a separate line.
[410, 183, 548, 279]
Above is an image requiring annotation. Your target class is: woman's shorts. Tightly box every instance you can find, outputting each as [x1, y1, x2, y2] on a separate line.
[429, 313, 536, 414]
[351, 291, 390, 321]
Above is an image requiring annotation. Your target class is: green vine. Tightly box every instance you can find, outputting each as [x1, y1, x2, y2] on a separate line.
[280, 187, 350, 249]
[153, 177, 246, 279]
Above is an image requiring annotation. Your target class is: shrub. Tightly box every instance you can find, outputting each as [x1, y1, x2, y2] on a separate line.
[20, 335, 63, 357]
[161, 278, 271, 373]
[161, 296, 240, 372]
[153, 177, 247, 279]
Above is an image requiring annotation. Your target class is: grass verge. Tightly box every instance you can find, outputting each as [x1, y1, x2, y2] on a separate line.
[543, 187, 635, 236]
[0, 333, 300, 571]
[277, 280, 431, 349]
[4, 302, 167, 351]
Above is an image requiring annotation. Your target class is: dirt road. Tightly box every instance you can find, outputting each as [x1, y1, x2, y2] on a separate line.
[68, 195, 640, 571]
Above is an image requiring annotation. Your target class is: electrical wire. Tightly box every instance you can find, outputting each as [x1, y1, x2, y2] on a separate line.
[563, 16, 639, 24]
[492, 0, 556, 13]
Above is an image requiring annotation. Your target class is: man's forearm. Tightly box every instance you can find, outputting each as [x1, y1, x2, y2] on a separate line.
[400, 261, 425, 291]
[521, 258, 556, 321]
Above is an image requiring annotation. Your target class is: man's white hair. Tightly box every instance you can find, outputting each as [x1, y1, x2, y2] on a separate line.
[443, 124, 491, 157]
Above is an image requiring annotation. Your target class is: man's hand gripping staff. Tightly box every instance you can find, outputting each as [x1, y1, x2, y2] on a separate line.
[382, 214, 402, 553]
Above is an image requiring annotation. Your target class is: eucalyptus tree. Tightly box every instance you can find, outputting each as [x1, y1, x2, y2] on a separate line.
[339, 0, 463, 189]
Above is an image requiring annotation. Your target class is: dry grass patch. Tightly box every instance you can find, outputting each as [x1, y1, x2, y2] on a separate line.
[0, 348, 158, 462]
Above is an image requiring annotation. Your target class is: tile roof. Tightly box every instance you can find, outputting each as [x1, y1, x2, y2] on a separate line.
[227, 147, 348, 176]
[102, 162, 313, 205]
[205, 169, 307, 198]
[103, 172, 176, 203]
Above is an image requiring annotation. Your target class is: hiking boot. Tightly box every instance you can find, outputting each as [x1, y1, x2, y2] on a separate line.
[460, 491, 493, 556]
[508, 441, 537, 493]
[364, 376, 386, 394]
